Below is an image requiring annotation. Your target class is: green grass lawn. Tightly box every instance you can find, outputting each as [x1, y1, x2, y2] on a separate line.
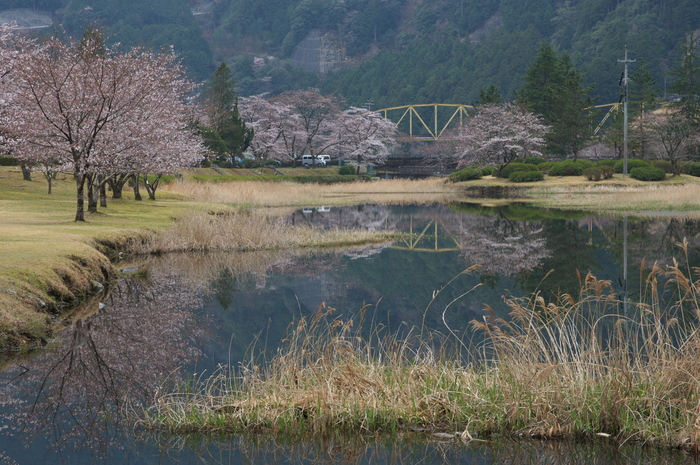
[0, 167, 200, 348]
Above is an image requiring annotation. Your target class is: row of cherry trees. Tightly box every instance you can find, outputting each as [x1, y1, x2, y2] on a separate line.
[0, 27, 203, 221]
[239, 90, 398, 166]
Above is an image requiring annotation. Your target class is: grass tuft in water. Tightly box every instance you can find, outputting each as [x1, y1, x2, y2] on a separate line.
[141, 242, 700, 451]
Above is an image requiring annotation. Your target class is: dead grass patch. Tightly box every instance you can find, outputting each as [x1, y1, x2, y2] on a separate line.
[143, 244, 700, 451]
[164, 178, 457, 207]
[131, 209, 395, 255]
[528, 183, 700, 213]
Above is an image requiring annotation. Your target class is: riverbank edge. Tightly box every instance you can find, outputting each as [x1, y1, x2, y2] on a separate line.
[455, 175, 700, 214]
[0, 232, 155, 352]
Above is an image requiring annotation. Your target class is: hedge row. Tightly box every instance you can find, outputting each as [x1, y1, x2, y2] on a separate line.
[448, 167, 482, 182]
[629, 166, 666, 181]
[509, 170, 544, 182]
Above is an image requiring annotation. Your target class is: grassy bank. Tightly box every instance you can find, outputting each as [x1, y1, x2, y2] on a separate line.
[141, 260, 700, 451]
[0, 168, 455, 349]
[456, 174, 700, 214]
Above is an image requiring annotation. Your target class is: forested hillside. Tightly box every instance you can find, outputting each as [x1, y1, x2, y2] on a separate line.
[2, 0, 699, 107]
[320, 0, 700, 107]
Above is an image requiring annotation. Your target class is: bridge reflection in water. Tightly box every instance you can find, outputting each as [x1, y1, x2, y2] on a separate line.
[391, 218, 460, 253]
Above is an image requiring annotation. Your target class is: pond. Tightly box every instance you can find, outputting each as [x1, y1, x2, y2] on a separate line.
[1, 202, 699, 464]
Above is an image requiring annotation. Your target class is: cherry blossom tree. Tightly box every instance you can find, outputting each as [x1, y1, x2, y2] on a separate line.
[241, 94, 397, 167]
[334, 107, 397, 165]
[457, 103, 549, 176]
[2, 31, 203, 221]
[272, 89, 342, 166]
[239, 94, 293, 163]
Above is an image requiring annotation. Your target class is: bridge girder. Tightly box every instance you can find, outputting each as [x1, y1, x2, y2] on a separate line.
[376, 104, 474, 140]
[376, 103, 621, 140]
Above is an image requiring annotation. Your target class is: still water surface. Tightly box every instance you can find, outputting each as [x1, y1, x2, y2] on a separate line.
[1, 203, 699, 464]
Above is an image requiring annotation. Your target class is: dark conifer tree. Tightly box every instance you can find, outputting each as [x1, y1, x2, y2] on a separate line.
[517, 43, 594, 158]
[201, 63, 254, 163]
[670, 33, 700, 126]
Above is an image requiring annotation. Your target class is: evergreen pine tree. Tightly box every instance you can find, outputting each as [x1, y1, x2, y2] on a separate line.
[670, 33, 700, 126]
[202, 63, 253, 162]
[517, 44, 594, 158]
[629, 61, 659, 159]
[206, 63, 238, 128]
[475, 84, 502, 106]
[629, 61, 659, 116]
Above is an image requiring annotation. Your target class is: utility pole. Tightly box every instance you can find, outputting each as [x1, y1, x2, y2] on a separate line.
[618, 47, 635, 177]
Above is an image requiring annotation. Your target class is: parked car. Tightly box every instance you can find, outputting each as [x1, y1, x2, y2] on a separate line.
[302, 155, 325, 167]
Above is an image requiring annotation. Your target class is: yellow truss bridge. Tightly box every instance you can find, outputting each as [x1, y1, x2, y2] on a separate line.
[376, 103, 621, 140]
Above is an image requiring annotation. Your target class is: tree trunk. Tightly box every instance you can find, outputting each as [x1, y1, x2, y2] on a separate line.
[99, 181, 107, 208]
[43, 171, 53, 194]
[20, 164, 32, 181]
[75, 172, 86, 222]
[109, 173, 130, 199]
[144, 174, 162, 200]
[132, 173, 142, 201]
[87, 174, 98, 213]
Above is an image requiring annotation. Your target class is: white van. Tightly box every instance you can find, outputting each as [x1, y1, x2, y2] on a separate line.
[301, 155, 325, 167]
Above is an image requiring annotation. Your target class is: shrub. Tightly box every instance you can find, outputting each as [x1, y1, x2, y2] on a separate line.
[548, 161, 584, 176]
[520, 156, 547, 165]
[583, 167, 613, 181]
[538, 162, 554, 172]
[575, 159, 594, 169]
[338, 165, 357, 175]
[583, 167, 603, 181]
[630, 166, 666, 181]
[686, 163, 700, 177]
[499, 163, 537, 178]
[651, 160, 674, 173]
[0, 156, 17, 166]
[509, 170, 544, 182]
[613, 158, 650, 173]
[264, 159, 281, 167]
[448, 167, 482, 182]
[595, 159, 617, 168]
[481, 166, 495, 176]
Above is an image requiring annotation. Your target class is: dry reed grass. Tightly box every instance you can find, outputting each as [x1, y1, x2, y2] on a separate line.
[131, 209, 394, 254]
[142, 242, 700, 451]
[529, 183, 700, 214]
[164, 178, 457, 207]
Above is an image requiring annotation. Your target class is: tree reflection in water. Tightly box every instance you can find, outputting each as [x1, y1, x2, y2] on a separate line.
[452, 213, 550, 277]
[0, 271, 205, 458]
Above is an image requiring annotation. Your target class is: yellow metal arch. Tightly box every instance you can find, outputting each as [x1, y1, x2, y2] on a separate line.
[591, 103, 621, 136]
[376, 104, 475, 140]
[377, 102, 621, 140]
